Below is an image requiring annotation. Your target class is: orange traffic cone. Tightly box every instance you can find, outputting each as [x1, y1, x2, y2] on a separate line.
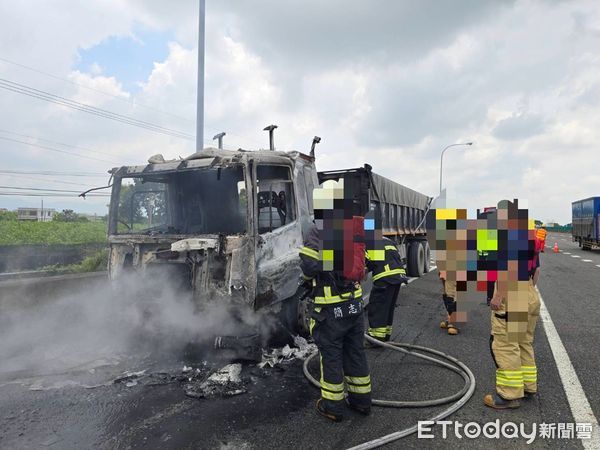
[553, 242, 559, 253]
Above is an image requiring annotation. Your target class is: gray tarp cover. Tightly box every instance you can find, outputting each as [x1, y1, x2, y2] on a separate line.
[370, 172, 430, 210]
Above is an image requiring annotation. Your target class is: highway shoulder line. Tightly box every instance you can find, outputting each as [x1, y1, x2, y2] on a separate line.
[537, 287, 600, 447]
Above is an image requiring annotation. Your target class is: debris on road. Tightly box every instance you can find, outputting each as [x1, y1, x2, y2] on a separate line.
[258, 336, 317, 369]
[113, 370, 147, 386]
[185, 363, 246, 399]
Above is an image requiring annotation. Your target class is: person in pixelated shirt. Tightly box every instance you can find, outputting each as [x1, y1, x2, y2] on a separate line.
[298, 179, 371, 422]
[484, 199, 541, 409]
[426, 199, 541, 410]
[427, 208, 468, 335]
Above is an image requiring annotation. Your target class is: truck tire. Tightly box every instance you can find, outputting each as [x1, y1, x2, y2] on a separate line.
[407, 241, 425, 277]
[423, 241, 431, 273]
[280, 287, 311, 337]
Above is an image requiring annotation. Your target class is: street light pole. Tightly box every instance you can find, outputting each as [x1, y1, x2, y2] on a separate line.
[439, 142, 473, 194]
[196, 0, 206, 153]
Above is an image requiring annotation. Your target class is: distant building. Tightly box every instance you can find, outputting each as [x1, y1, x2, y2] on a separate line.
[17, 207, 55, 222]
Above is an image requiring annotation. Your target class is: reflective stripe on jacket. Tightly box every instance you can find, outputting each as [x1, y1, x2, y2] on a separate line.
[536, 228, 547, 241]
[366, 238, 407, 285]
[299, 224, 361, 306]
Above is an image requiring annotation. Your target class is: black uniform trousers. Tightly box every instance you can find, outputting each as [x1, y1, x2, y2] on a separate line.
[311, 305, 372, 415]
[367, 283, 401, 340]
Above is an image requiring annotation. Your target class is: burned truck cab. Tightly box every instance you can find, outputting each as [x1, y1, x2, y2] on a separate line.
[107, 148, 317, 328]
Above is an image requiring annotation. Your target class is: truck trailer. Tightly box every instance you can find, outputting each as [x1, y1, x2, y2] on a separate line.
[572, 196, 600, 250]
[318, 165, 431, 277]
[104, 145, 431, 340]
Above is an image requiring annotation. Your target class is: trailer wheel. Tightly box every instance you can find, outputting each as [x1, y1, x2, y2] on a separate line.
[407, 241, 425, 277]
[423, 241, 431, 273]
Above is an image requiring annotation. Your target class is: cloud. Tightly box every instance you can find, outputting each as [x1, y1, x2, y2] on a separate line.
[1, 0, 600, 224]
[492, 113, 547, 140]
[68, 71, 130, 105]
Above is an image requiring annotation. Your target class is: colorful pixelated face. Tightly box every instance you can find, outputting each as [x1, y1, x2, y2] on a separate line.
[426, 200, 534, 282]
[311, 179, 385, 272]
[426, 199, 536, 331]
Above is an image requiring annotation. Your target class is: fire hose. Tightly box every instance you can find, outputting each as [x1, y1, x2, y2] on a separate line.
[302, 333, 476, 450]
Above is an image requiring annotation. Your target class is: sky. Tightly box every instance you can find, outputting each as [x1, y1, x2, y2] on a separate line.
[0, 0, 598, 223]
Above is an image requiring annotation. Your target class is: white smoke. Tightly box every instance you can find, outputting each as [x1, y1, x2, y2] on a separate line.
[0, 272, 275, 386]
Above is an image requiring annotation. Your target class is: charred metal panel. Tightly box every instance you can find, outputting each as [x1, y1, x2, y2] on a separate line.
[107, 233, 257, 309]
[255, 221, 303, 310]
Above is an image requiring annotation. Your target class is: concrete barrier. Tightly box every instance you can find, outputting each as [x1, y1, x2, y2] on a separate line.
[0, 243, 107, 272]
[0, 272, 109, 312]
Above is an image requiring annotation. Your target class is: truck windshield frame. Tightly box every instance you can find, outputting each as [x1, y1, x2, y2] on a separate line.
[255, 164, 297, 234]
[109, 164, 249, 236]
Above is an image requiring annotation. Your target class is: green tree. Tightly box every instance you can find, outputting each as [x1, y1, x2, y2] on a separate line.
[118, 179, 166, 228]
[118, 182, 144, 226]
[54, 209, 80, 222]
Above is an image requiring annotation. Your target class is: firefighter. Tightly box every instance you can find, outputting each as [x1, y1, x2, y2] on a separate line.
[299, 181, 371, 422]
[365, 237, 409, 343]
[484, 201, 541, 409]
[439, 275, 459, 335]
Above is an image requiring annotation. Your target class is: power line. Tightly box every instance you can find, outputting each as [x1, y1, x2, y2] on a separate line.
[0, 173, 95, 187]
[0, 56, 266, 148]
[0, 77, 195, 140]
[0, 185, 96, 193]
[0, 78, 195, 141]
[0, 55, 196, 124]
[0, 128, 122, 160]
[0, 185, 111, 198]
[0, 135, 120, 164]
[0, 169, 106, 177]
[0, 192, 109, 197]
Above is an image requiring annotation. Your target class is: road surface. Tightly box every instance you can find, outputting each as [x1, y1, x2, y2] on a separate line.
[0, 232, 598, 449]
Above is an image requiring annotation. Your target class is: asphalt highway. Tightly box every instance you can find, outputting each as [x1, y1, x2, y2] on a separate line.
[0, 232, 598, 449]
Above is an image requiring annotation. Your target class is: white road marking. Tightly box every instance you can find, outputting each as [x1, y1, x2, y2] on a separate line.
[563, 252, 572, 255]
[583, 259, 593, 262]
[537, 287, 600, 447]
[571, 255, 581, 258]
[596, 265, 600, 268]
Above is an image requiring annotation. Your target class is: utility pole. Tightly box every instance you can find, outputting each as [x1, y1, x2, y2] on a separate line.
[196, 0, 206, 152]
